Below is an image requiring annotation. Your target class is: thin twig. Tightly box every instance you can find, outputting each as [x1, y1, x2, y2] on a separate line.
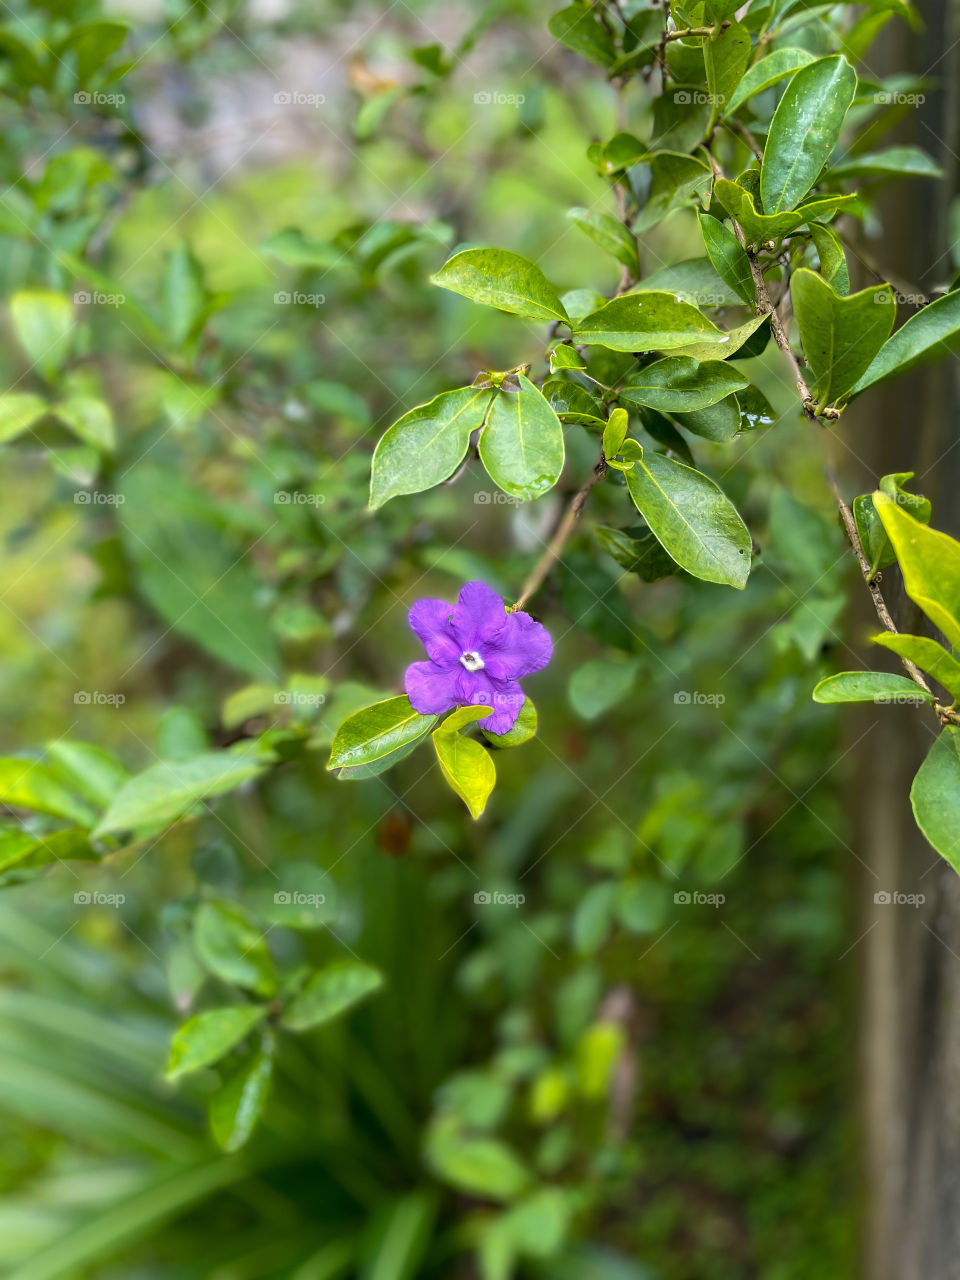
[514, 458, 607, 611]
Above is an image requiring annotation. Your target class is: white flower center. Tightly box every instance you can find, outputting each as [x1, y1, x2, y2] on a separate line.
[460, 650, 485, 672]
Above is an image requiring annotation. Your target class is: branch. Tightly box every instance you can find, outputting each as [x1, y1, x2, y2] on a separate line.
[514, 457, 607, 611]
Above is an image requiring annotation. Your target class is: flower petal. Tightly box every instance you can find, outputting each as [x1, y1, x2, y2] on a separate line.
[404, 661, 461, 715]
[481, 610, 553, 680]
[451, 581, 506, 651]
[408, 598, 459, 665]
[478, 680, 525, 734]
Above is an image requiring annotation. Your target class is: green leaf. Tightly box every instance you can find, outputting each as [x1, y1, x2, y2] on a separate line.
[703, 20, 751, 120]
[163, 244, 207, 348]
[698, 211, 754, 304]
[548, 343, 585, 372]
[432, 706, 496, 819]
[602, 407, 628, 460]
[595, 524, 681, 581]
[791, 269, 896, 406]
[574, 292, 727, 352]
[725, 46, 817, 114]
[431, 248, 568, 323]
[812, 671, 933, 704]
[875, 495, 960, 651]
[209, 1030, 275, 1153]
[624, 449, 751, 588]
[566, 207, 638, 272]
[479, 375, 564, 501]
[586, 131, 646, 176]
[713, 178, 857, 248]
[426, 1119, 530, 1201]
[761, 55, 857, 213]
[44, 740, 129, 809]
[736, 383, 778, 431]
[0, 759, 95, 824]
[369, 387, 493, 508]
[809, 222, 850, 295]
[849, 289, 960, 396]
[167, 1005, 267, 1080]
[10, 290, 74, 379]
[281, 961, 383, 1031]
[620, 357, 748, 412]
[568, 659, 637, 720]
[853, 471, 930, 575]
[828, 146, 941, 180]
[53, 395, 116, 452]
[547, 3, 616, 66]
[632, 152, 713, 233]
[673, 394, 742, 442]
[0, 826, 99, 874]
[669, 313, 769, 362]
[0, 393, 47, 443]
[482, 697, 538, 748]
[911, 728, 960, 870]
[872, 634, 960, 701]
[541, 378, 605, 427]
[93, 751, 267, 838]
[635, 256, 742, 306]
[194, 901, 276, 997]
[327, 696, 437, 772]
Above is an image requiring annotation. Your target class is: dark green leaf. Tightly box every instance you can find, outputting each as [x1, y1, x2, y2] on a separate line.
[911, 728, 960, 871]
[850, 289, 960, 396]
[479, 376, 565, 501]
[791, 269, 896, 406]
[620, 357, 748, 412]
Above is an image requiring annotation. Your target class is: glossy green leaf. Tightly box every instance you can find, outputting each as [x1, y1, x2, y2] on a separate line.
[602, 407, 628, 460]
[93, 751, 267, 838]
[713, 178, 857, 247]
[369, 387, 493, 508]
[209, 1031, 275, 1153]
[875, 495, 960, 651]
[669, 313, 769, 362]
[673, 394, 742, 441]
[812, 671, 933, 704]
[281, 961, 384, 1031]
[624, 449, 751, 588]
[809, 222, 850, 295]
[595, 524, 681, 582]
[736, 384, 778, 431]
[574, 293, 727, 352]
[566, 207, 638, 272]
[10, 290, 74, 379]
[791, 269, 896, 406]
[698, 211, 754, 304]
[704, 20, 751, 120]
[761, 55, 857, 213]
[620, 357, 748, 412]
[911, 728, 960, 871]
[432, 705, 496, 819]
[540, 377, 605, 427]
[725, 47, 817, 114]
[872, 634, 960, 701]
[479, 375, 564, 501]
[548, 343, 585, 372]
[430, 248, 568, 323]
[853, 471, 930, 575]
[194, 901, 276, 997]
[828, 146, 941, 180]
[849, 289, 960, 396]
[167, 1005, 267, 1080]
[327, 696, 437, 772]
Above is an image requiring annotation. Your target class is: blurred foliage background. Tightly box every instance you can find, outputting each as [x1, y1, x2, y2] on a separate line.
[0, 0, 890, 1275]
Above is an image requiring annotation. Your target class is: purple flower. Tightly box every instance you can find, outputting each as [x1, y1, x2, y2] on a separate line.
[404, 581, 553, 735]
